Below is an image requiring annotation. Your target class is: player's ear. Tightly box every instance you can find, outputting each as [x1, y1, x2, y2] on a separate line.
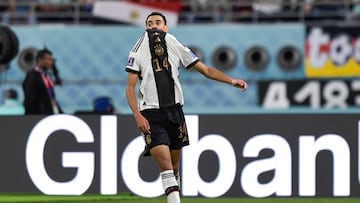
[164, 25, 169, 32]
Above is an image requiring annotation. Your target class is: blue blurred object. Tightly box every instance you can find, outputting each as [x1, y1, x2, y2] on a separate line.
[93, 96, 114, 113]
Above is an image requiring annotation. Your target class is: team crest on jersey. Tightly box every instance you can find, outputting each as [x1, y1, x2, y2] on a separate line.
[155, 45, 164, 56]
[127, 57, 135, 66]
[145, 134, 152, 144]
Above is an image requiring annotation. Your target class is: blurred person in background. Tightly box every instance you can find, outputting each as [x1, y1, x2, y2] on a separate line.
[252, 0, 283, 15]
[36, 0, 72, 12]
[186, 0, 227, 22]
[22, 48, 63, 115]
[125, 11, 247, 203]
[77, 0, 94, 12]
[302, 0, 347, 21]
[93, 96, 118, 114]
[0, 88, 25, 115]
[35, 0, 73, 23]
[1, 0, 36, 24]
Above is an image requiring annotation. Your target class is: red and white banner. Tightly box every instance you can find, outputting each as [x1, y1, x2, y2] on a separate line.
[305, 26, 360, 78]
[93, 0, 180, 27]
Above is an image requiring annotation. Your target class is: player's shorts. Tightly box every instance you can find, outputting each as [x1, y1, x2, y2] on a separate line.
[140, 104, 189, 157]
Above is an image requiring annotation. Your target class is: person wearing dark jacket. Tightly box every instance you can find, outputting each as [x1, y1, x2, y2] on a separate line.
[22, 48, 62, 114]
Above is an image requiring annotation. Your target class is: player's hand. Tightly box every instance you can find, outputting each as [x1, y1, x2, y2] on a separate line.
[134, 113, 151, 135]
[231, 79, 248, 92]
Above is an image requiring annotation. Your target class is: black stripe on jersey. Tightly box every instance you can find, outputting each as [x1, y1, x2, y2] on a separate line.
[148, 29, 175, 108]
[125, 67, 139, 74]
[186, 59, 200, 69]
[125, 68, 142, 80]
[131, 32, 145, 53]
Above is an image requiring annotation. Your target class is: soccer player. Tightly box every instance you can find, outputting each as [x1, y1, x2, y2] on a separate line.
[125, 11, 247, 203]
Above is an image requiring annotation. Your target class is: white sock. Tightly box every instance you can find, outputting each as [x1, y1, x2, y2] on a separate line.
[161, 170, 181, 203]
[167, 191, 181, 203]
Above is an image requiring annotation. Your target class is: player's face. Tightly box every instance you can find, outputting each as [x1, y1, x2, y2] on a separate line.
[146, 15, 168, 32]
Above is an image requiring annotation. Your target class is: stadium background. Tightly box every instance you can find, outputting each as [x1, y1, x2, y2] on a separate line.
[4, 24, 304, 114]
[4, 23, 360, 114]
[1, 0, 360, 199]
[1, 1, 359, 114]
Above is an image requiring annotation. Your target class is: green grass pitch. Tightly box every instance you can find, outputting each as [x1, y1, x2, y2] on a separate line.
[0, 194, 359, 203]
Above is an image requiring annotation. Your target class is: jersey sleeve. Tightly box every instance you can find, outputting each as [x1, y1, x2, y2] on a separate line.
[167, 33, 199, 69]
[125, 51, 139, 74]
[125, 32, 146, 74]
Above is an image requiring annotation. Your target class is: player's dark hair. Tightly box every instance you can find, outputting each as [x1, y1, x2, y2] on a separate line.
[146, 11, 167, 25]
[36, 48, 52, 62]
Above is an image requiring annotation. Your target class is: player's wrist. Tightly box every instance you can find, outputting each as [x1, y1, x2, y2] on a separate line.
[134, 112, 142, 118]
[230, 78, 236, 86]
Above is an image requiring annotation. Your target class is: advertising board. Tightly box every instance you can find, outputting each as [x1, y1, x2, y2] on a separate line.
[1, 114, 360, 197]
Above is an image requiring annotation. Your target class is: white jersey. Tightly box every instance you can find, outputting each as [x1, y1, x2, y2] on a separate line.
[126, 30, 199, 111]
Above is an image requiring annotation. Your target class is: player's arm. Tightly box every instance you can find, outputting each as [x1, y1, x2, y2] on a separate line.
[125, 72, 151, 135]
[192, 61, 248, 91]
